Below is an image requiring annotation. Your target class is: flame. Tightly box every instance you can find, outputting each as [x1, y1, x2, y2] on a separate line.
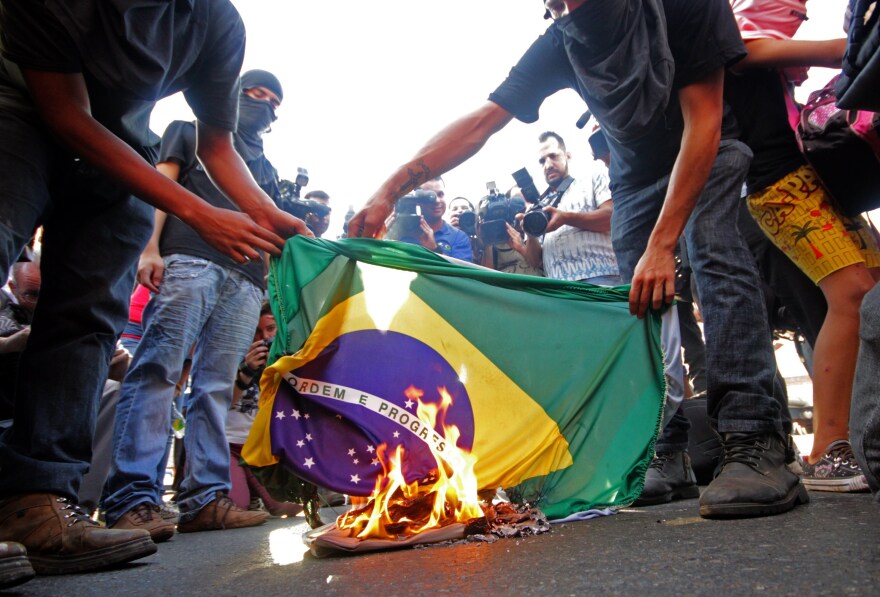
[337, 386, 484, 539]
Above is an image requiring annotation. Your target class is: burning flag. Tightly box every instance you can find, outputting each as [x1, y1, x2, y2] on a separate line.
[243, 237, 664, 520]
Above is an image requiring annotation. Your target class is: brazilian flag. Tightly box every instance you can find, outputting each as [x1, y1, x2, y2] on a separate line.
[243, 236, 664, 519]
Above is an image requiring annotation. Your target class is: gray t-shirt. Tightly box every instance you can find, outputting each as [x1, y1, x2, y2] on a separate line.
[541, 170, 619, 282]
[158, 120, 270, 289]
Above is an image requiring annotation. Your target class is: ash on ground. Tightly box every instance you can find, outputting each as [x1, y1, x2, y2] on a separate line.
[417, 501, 550, 548]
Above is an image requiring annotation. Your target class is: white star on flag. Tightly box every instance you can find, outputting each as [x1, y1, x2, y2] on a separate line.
[371, 459, 380, 466]
[347, 448, 356, 456]
[353, 458, 359, 465]
[292, 410, 302, 420]
[306, 433, 313, 441]
[304, 458, 315, 469]
[296, 440, 305, 448]
[405, 399, 414, 409]
[366, 445, 375, 454]
[275, 410, 286, 420]
[304, 413, 311, 420]
[350, 474, 361, 484]
[393, 431, 400, 438]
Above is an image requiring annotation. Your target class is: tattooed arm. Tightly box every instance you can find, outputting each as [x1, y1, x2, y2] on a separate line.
[349, 101, 514, 238]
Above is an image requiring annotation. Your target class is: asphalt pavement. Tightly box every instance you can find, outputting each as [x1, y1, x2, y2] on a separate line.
[8, 491, 879, 596]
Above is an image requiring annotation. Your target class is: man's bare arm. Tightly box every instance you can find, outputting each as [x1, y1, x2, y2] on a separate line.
[734, 38, 846, 71]
[137, 162, 178, 292]
[196, 124, 311, 242]
[544, 200, 613, 234]
[349, 101, 514, 238]
[629, 68, 725, 318]
[21, 69, 291, 261]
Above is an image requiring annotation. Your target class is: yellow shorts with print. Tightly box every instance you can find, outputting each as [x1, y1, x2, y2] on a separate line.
[746, 165, 880, 284]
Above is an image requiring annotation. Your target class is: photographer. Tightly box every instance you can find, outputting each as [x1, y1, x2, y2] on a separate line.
[479, 187, 545, 277]
[447, 197, 476, 230]
[228, 302, 301, 517]
[522, 132, 620, 285]
[302, 191, 332, 238]
[388, 178, 474, 262]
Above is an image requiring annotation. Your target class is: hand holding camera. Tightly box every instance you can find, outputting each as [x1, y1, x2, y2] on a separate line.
[242, 337, 274, 376]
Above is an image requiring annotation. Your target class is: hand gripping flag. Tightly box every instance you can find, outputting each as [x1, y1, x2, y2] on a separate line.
[242, 237, 664, 520]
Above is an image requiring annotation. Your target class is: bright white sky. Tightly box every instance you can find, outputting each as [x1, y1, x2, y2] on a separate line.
[150, 0, 852, 237]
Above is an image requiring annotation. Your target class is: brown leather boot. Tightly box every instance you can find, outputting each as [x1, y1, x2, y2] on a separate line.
[0, 541, 34, 589]
[177, 493, 269, 533]
[0, 493, 157, 575]
[110, 503, 176, 543]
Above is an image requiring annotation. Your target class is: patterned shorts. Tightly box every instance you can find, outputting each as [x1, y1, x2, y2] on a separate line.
[746, 165, 880, 284]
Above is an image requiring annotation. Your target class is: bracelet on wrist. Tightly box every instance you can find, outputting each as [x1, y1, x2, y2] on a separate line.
[238, 361, 258, 378]
[234, 376, 250, 390]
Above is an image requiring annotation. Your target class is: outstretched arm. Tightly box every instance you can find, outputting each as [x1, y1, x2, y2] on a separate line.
[21, 69, 304, 262]
[734, 38, 846, 70]
[629, 68, 724, 318]
[348, 101, 514, 238]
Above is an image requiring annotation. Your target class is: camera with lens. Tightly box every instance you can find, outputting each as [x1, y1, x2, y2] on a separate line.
[510, 167, 551, 237]
[277, 167, 332, 234]
[388, 189, 438, 239]
[477, 182, 526, 246]
[457, 209, 477, 236]
[261, 337, 275, 349]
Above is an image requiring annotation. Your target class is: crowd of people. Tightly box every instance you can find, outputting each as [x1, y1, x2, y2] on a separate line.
[0, 0, 878, 589]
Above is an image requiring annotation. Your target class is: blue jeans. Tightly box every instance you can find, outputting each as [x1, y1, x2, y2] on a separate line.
[102, 255, 261, 525]
[612, 140, 785, 451]
[0, 111, 153, 499]
[851, 284, 880, 499]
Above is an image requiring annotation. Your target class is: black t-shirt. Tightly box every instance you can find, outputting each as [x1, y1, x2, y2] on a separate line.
[0, 0, 244, 161]
[724, 68, 806, 195]
[158, 121, 268, 289]
[489, 0, 746, 197]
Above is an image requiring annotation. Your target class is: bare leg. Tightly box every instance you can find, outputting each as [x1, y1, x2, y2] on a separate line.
[810, 263, 877, 462]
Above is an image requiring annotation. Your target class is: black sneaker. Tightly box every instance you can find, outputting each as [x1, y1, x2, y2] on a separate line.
[632, 451, 700, 507]
[801, 440, 869, 492]
[700, 432, 809, 519]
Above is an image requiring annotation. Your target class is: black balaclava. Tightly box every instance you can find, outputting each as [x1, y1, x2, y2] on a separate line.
[233, 70, 283, 193]
[235, 69, 284, 164]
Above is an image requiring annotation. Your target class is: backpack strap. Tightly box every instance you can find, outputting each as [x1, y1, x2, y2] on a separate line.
[779, 71, 802, 143]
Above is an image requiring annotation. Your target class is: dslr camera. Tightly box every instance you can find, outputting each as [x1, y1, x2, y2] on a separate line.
[277, 167, 332, 234]
[388, 189, 438, 239]
[456, 208, 478, 236]
[512, 167, 551, 237]
[477, 182, 526, 246]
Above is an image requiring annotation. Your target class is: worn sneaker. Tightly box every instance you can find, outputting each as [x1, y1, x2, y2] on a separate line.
[632, 451, 700, 506]
[0, 494, 156, 575]
[176, 493, 269, 533]
[267, 501, 303, 518]
[700, 432, 809, 519]
[157, 502, 180, 524]
[0, 541, 34, 589]
[110, 502, 176, 543]
[801, 440, 869, 492]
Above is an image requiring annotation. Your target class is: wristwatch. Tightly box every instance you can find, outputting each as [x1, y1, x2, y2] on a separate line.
[238, 360, 258, 378]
